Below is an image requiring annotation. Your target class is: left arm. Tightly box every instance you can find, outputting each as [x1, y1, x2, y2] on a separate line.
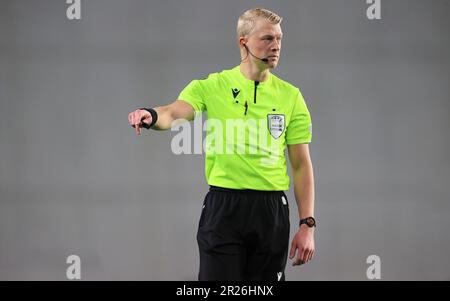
[287, 143, 315, 266]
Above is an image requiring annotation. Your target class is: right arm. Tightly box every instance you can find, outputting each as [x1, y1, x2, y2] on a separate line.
[128, 100, 195, 134]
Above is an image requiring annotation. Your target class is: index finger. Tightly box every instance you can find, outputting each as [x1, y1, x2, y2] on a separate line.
[293, 257, 305, 266]
[136, 122, 142, 134]
[293, 250, 306, 266]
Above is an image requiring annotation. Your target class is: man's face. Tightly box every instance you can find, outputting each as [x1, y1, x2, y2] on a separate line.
[243, 19, 283, 69]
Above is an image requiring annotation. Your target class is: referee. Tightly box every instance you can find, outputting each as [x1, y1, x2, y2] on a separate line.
[128, 8, 315, 281]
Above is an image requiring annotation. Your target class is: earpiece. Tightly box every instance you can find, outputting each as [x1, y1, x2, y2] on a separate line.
[242, 43, 269, 63]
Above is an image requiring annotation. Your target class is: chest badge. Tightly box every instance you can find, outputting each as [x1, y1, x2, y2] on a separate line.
[267, 114, 285, 139]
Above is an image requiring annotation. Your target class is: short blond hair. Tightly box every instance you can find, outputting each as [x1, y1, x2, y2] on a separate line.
[236, 8, 282, 38]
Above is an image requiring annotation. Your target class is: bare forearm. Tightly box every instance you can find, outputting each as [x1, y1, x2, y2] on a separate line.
[151, 106, 174, 130]
[287, 144, 316, 265]
[292, 160, 315, 219]
[149, 100, 194, 131]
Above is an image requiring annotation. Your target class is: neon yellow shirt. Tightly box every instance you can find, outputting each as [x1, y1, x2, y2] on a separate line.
[178, 66, 312, 190]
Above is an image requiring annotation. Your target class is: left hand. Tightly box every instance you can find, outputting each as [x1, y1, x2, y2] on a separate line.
[289, 225, 315, 266]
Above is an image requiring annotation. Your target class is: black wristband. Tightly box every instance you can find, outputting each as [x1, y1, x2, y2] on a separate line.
[139, 108, 158, 129]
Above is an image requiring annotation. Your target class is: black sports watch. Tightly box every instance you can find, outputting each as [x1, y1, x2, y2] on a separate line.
[299, 217, 316, 228]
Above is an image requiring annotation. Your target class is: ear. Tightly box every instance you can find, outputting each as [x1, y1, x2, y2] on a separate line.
[238, 36, 247, 47]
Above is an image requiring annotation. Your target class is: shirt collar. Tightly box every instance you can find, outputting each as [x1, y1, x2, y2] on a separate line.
[233, 65, 272, 87]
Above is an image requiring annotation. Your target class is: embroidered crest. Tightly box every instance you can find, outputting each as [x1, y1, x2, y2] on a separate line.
[267, 114, 285, 139]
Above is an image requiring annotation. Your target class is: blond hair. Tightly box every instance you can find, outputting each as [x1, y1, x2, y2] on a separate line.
[236, 8, 282, 39]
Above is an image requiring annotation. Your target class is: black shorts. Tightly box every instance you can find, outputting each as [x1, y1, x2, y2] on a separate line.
[197, 185, 290, 281]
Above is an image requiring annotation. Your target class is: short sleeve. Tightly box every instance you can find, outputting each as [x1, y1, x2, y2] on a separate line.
[177, 79, 206, 113]
[286, 89, 312, 144]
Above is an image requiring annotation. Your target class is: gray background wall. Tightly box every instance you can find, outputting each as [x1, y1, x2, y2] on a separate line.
[0, 0, 449, 280]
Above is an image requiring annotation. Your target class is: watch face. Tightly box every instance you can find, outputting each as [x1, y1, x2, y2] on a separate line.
[306, 217, 315, 227]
